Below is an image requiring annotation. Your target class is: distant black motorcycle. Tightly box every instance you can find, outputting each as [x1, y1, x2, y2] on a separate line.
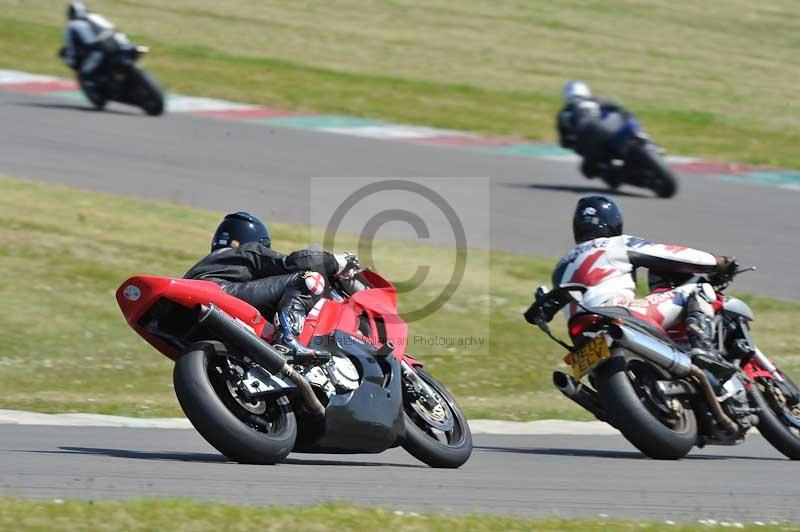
[60, 34, 164, 116]
[574, 114, 678, 198]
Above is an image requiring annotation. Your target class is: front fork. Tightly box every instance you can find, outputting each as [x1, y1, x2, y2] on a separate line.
[401, 361, 437, 403]
[735, 319, 786, 383]
[736, 320, 799, 405]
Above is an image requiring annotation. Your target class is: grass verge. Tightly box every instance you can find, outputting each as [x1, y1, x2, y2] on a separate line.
[0, 175, 798, 420]
[0, 499, 790, 532]
[1, 1, 799, 168]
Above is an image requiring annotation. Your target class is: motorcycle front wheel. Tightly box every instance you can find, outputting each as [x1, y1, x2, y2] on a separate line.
[749, 379, 800, 459]
[629, 144, 678, 199]
[401, 367, 472, 468]
[173, 341, 297, 464]
[129, 65, 165, 116]
[596, 357, 697, 459]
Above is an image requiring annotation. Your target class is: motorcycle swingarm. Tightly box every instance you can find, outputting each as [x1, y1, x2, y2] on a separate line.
[237, 367, 297, 400]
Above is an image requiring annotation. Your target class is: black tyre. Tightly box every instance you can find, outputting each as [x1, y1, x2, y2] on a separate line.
[129, 65, 165, 116]
[78, 76, 106, 110]
[596, 357, 697, 459]
[601, 174, 622, 190]
[401, 368, 472, 468]
[173, 342, 296, 464]
[632, 145, 678, 198]
[750, 381, 800, 460]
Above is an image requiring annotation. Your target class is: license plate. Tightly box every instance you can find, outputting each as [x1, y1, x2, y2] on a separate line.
[571, 335, 611, 380]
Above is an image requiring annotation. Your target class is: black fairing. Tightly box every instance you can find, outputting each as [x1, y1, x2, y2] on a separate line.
[83, 51, 143, 104]
[293, 331, 405, 453]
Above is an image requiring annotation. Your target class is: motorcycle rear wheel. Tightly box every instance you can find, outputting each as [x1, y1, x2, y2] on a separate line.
[750, 381, 800, 460]
[401, 368, 472, 468]
[596, 357, 697, 459]
[173, 342, 296, 464]
[78, 77, 106, 110]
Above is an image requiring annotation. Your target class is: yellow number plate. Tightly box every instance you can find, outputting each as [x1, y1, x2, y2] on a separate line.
[571, 335, 611, 380]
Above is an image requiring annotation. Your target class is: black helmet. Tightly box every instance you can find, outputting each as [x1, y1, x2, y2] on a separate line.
[573, 195, 623, 243]
[211, 212, 271, 251]
[67, 2, 88, 20]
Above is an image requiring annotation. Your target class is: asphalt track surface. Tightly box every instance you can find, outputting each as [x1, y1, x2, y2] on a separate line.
[0, 90, 797, 300]
[1, 424, 798, 522]
[2, 89, 800, 522]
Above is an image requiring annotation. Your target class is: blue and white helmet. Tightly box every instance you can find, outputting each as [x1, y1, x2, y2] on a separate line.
[67, 2, 88, 20]
[562, 80, 592, 103]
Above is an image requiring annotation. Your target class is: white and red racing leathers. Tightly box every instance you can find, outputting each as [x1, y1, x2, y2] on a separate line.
[552, 235, 719, 329]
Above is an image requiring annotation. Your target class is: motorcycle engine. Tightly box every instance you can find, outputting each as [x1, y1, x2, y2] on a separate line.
[721, 377, 760, 431]
[302, 354, 360, 400]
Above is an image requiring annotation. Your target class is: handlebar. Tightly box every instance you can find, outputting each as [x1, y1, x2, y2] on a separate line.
[710, 266, 757, 291]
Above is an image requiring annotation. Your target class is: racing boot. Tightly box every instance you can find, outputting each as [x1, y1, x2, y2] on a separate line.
[686, 306, 737, 384]
[274, 307, 330, 366]
[273, 272, 332, 364]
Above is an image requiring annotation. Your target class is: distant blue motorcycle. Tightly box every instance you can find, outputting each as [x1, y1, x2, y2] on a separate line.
[59, 33, 164, 116]
[577, 113, 678, 198]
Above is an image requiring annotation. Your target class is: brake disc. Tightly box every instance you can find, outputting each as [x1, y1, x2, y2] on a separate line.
[410, 395, 454, 432]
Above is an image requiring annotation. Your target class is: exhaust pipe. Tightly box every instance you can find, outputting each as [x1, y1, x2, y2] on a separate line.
[553, 371, 611, 424]
[197, 304, 326, 417]
[611, 324, 736, 432]
[612, 325, 693, 377]
[689, 365, 737, 433]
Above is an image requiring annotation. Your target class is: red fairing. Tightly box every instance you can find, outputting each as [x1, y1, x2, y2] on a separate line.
[116, 275, 267, 360]
[742, 359, 775, 381]
[299, 270, 421, 366]
[117, 270, 423, 367]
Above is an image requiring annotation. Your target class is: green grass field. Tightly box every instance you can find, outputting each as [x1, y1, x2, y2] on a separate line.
[1, 176, 798, 420]
[1, 1, 799, 168]
[0, 499, 789, 532]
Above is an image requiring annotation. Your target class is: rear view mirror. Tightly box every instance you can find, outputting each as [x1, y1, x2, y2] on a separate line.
[534, 285, 550, 302]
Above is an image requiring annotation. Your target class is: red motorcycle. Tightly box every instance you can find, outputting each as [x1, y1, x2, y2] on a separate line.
[116, 269, 472, 467]
[525, 267, 800, 460]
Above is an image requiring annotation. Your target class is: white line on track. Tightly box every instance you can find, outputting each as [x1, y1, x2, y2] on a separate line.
[0, 409, 616, 435]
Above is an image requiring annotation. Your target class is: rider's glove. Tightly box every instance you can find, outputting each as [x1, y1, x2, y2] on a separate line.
[333, 252, 360, 279]
[710, 255, 737, 284]
[716, 255, 738, 274]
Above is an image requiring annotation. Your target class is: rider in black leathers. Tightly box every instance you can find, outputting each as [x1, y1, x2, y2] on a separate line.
[556, 80, 635, 180]
[183, 212, 358, 358]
